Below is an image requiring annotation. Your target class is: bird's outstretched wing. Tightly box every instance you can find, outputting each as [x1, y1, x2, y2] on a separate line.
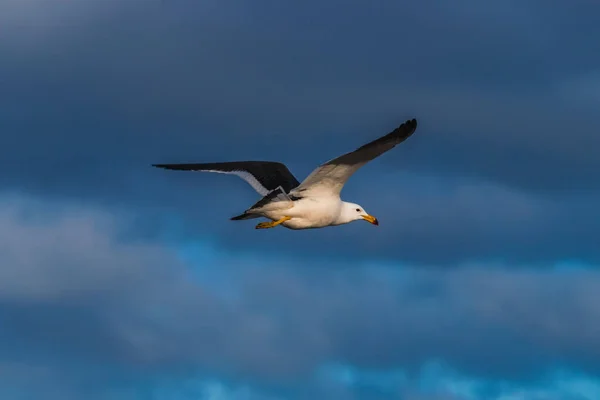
[152, 161, 301, 196]
[294, 118, 418, 196]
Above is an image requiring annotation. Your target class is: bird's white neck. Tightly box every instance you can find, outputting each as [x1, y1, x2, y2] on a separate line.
[332, 201, 359, 225]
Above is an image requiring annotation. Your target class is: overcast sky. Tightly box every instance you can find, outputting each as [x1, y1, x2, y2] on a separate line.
[1, 1, 600, 399]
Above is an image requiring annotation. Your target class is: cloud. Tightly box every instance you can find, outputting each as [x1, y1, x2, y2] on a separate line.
[0, 0, 599, 200]
[0, 0, 598, 267]
[1, 192, 600, 399]
[1, 1, 600, 397]
[0, 195, 179, 301]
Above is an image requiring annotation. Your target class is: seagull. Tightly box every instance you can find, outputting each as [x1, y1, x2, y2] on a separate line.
[153, 118, 418, 230]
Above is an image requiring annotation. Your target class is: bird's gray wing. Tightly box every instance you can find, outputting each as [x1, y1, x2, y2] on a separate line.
[152, 161, 301, 196]
[293, 118, 418, 196]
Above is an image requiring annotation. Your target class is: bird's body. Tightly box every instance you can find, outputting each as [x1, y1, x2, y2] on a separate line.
[257, 195, 343, 230]
[153, 118, 418, 230]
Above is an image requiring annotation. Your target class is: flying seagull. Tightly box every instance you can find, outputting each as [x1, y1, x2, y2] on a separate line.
[153, 118, 418, 230]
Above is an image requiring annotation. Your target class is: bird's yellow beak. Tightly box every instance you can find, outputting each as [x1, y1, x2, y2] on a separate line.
[362, 214, 379, 226]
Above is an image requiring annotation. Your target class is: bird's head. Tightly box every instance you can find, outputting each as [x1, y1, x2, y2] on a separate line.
[338, 202, 379, 226]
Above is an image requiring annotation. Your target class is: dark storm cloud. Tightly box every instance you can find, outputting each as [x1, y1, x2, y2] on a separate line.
[2, 3, 600, 399]
[1, 0, 599, 265]
[1, 0, 599, 197]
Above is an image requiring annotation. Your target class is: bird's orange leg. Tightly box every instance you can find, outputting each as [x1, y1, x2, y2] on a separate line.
[255, 216, 291, 229]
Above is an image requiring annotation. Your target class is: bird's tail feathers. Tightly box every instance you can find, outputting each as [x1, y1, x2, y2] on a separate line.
[230, 212, 261, 221]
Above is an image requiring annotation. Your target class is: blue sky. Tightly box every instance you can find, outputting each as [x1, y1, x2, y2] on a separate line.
[1, 0, 600, 399]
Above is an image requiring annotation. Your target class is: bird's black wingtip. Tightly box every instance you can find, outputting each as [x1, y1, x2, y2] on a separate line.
[395, 118, 418, 135]
[405, 118, 418, 133]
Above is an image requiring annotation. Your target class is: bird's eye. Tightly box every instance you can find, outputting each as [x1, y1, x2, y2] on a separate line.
[356, 208, 360, 212]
